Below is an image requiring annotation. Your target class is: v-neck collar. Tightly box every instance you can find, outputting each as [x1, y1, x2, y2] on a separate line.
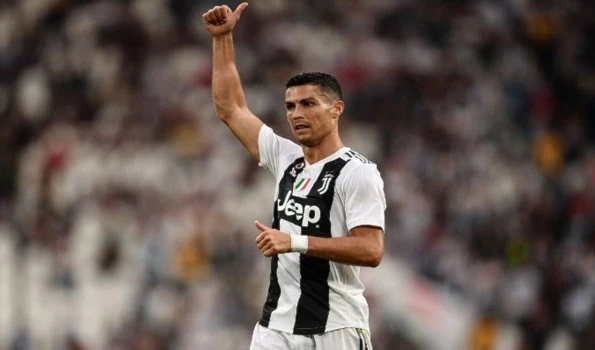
[304, 147, 349, 168]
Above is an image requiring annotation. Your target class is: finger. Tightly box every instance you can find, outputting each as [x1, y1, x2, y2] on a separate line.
[215, 6, 226, 23]
[254, 220, 270, 232]
[204, 10, 217, 24]
[263, 241, 273, 252]
[202, 12, 211, 23]
[261, 246, 270, 256]
[234, 2, 249, 19]
[256, 231, 265, 244]
[257, 237, 268, 250]
[263, 248, 275, 257]
[203, 15, 215, 26]
[209, 7, 219, 22]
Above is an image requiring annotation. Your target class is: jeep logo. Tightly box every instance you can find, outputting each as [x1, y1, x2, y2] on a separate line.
[277, 191, 321, 227]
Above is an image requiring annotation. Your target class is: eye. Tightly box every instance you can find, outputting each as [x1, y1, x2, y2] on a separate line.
[285, 103, 295, 111]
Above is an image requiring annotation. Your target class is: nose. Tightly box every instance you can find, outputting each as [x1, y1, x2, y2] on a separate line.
[291, 105, 305, 120]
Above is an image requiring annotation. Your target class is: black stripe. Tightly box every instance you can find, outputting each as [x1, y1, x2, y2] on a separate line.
[258, 255, 279, 328]
[259, 158, 305, 327]
[293, 158, 350, 334]
[359, 333, 364, 350]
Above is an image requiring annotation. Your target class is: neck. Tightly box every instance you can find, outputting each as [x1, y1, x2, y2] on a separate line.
[303, 133, 344, 164]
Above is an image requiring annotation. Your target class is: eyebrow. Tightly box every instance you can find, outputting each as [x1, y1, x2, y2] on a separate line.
[285, 97, 317, 105]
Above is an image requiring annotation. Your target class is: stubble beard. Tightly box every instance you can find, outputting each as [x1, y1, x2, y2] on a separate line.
[297, 129, 330, 148]
[297, 136, 319, 148]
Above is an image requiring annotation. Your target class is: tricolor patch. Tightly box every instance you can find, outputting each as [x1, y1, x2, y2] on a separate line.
[294, 177, 312, 191]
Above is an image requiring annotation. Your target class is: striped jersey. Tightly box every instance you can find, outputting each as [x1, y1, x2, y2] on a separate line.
[257, 125, 386, 335]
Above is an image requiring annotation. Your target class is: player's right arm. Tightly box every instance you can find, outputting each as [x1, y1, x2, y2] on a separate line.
[202, 3, 263, 161]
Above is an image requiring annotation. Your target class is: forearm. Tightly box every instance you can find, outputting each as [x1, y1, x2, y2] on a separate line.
[255, 222, 384, 267]
[212, 33, 247, 118]
[306, 235, 383, 267]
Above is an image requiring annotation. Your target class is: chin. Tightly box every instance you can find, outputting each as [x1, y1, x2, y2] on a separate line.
[297, 138, 319, 148]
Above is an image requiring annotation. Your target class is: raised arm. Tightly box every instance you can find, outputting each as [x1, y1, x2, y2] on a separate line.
[203, 3, 263, 161]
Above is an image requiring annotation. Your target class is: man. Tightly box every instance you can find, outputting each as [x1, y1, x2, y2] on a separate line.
[202, 3, 386, 349]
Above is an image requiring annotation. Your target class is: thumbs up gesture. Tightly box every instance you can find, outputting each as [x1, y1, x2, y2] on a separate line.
[254, 220, 291, 257]
[202, 3, 249, 37]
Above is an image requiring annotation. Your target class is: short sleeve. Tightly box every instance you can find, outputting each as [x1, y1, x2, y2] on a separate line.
[258, 125, 301, 177]
[342, 164, 386, 232]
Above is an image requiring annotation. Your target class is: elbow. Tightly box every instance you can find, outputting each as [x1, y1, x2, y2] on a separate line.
[368, 236, 384, 267]
[366, 249, 384, 268]
[357, 233, 384, 267]
[214, 102, 245, 122]
[214, 104, 234, 121]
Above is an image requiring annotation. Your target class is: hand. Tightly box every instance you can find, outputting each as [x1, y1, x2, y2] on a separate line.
[254, 220, 291, 257]
[202, 3, 249, 37]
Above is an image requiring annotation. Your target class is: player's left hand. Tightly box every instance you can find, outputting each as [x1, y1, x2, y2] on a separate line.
[255, 220, 291, 257]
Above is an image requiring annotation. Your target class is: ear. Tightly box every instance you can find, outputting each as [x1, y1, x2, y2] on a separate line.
[331, 100, 344, 120]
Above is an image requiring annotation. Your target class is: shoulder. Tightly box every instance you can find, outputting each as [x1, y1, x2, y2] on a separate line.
[343, 149, 376, 166]
[337, 149, 383, 187]
[262, 126, 301, 155]
[258, 125, 303, 175]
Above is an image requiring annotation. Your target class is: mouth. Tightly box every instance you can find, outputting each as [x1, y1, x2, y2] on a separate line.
[294, 124, 310, 132]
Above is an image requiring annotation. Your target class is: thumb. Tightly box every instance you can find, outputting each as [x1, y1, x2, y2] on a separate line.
[254, 220, 270, 232]
[234, 2, 248, 19]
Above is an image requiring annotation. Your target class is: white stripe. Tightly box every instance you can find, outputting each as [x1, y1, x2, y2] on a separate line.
[326, 263, 369, 331]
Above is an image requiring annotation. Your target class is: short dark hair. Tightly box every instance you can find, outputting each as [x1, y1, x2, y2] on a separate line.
[286, 72, 343, 100]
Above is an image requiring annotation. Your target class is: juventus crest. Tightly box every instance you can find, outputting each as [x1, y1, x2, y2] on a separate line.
[317, 173, 335, 195]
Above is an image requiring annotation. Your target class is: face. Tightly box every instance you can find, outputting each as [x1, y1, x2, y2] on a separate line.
[284, 84, 343, 147]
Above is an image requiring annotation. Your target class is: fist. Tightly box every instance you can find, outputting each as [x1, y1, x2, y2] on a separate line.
[202, 3, 248, 37]
[254, 220, 291, 257]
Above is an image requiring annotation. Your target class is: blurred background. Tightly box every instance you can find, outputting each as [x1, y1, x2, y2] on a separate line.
[0, 0, 594, 349]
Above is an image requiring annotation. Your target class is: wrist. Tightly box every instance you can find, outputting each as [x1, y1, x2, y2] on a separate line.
[290, 235, 308, 254]
[212, 32, 233, 39]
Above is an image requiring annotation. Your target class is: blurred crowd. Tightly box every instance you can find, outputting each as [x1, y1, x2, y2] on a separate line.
[1, 0, 594, 349]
